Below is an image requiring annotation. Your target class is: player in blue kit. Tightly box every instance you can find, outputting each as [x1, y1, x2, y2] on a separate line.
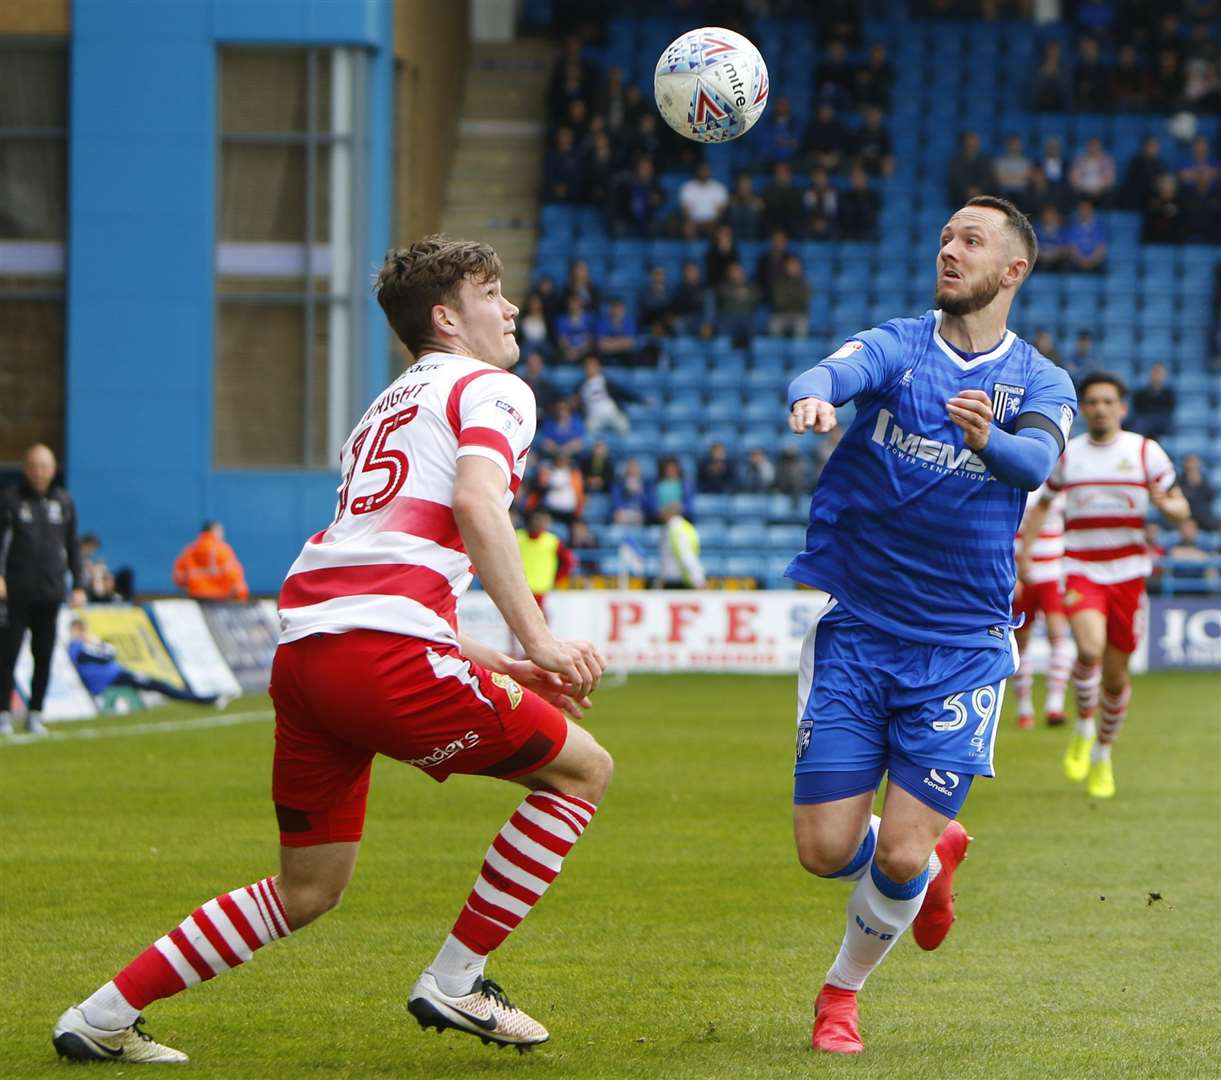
[784, 196, 1076, 1054]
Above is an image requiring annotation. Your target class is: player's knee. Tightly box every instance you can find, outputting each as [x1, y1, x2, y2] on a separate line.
[279, 880, 346, 929]
[577, 743, 614, 803]
[794, 835, 860, 878]
[872, 842, 928, 886]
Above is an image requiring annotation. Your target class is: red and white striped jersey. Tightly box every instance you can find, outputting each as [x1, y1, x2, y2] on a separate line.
[1046, 430, 1175, 585]
[1018, 484, 1065, 585]
[278, 353, 536, 646]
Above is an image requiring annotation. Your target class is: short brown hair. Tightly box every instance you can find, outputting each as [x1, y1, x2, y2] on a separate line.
[374, 235, 503, 356]
[964, 195, 1038, 277]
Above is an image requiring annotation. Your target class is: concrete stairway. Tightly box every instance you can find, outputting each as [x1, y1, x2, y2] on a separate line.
[440, 39, 555, 301]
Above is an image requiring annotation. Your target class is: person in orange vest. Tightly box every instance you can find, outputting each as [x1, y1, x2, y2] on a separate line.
[172, 521, 249, 601]
[515, 510, 575, 616]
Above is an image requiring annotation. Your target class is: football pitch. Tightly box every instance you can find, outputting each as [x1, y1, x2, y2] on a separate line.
[2, 672, 1218, 1079]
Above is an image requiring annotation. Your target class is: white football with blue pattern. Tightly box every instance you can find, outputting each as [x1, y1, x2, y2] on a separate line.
[653, 27, 769, 144]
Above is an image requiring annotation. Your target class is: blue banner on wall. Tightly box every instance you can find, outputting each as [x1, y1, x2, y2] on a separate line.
[1147, 597, 1221, 669]
[200, 602, 279, 693]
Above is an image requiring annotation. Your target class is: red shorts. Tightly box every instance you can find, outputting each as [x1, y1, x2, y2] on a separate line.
[1062, 574, 1146, 654]
[1014, 578, 1064, 621]
[269, 630, 568, 847]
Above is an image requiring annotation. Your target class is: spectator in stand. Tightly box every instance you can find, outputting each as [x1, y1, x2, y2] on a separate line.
[762, 160, 807, 239]
[657, 503, 705, 590]
[1179, 135, 1220, 240]
[535, 273, 561, 325]
[670, 261, 713, 337]
[638, 265, 674, 335]
[1185, 17, 1219, 64]
[1030, 39, 1072, 111]
[1143, 172, 1186, 243]
[705, 222, 741, 290]
[517, 292, 553, 357]
[1036, 136, 1071, 209]
[1066, 330, 1098, 387]
[611, 458, 649, 524]
[579, 354, 632, 435]
[768, 254, 812, 338]
[1151, 47, 1185, 110]
[1132, 362, 1177, 440]
[68, 619, 228, 707]
[761, 95, 802, 165]
[1162, 518, 1219, 589]
[595, 64, 629, 134]
[516, 509, 576, 615]
[543, 127, 586, 203]
[555, 295, 597, 362]
[595, 299, 639, 364]
[853, 105, 894, 178]
[1034, 205, 1070, 272]
[1072, 36, 1110, 112]
[775, 444, 813, 502]
[539, 399, 586, 458]
[1122, 135, 1168, 211]
[78, 532, 130, 603]
[755, 229, 793, 305]
[678, 160, 729, 237]
[803, 102, 847, 175]
[804, 167, 838, 240]
[993, 134, 1031, 202]
[584, 129, 618, 210]
[697, 441, 736, 494]
[619, 82, 649, 134]
[1032, 328, 1063, 368]
[533, 453, 584, 528]
[1066, 199, 1109, 272]
[1111, 43, 1152, 109]
[1069, 136, 1117, 206]
[611, 156, 663, 237]
[561, 259, 599, 311]
[725, 172, 765, 240]
[947, 130, 995, 208]
[715, 262, 759, 347]
[1185, 57, 1221, 112]
[568, 519, 600, 579]
[855, 42, 894, 108]
[818, 39, 856, 111]
[517, 350, 560, 415]
[173, 521, 248, 602]
[837, 164, 880, 241]
[740, 447, 775, 492]
[546, 35, 596, 128]
[563, 97, 591, 146]
[1180, 453, 1219, 531]
[623, 111, 662, 169]
[0, 443, 85, 737]
[581, 438, 616, 496]
[651, 456, 694, 521]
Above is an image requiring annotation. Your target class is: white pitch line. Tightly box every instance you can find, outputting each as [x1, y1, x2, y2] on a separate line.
[1, 708, 273, 748]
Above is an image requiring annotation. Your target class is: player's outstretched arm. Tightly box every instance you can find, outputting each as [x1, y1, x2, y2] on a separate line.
[452, 456, 605, 698]
[948, 389, 1060, 491]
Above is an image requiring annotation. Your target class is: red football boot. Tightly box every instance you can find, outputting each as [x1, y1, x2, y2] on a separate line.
[1016, 710, 1035, 730]
[912, 820, 971, 951]
[1045, 710, 1067, 727]
[811, 985, 863, 1054]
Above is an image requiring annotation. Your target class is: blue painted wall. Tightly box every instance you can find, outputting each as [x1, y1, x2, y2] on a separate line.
[67, 0, 392, 594]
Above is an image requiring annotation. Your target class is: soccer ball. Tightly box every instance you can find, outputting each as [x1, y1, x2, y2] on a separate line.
[653, 27, 769, 144]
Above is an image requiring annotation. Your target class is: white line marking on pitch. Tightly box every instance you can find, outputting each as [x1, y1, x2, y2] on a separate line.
[1, 709, 273, 747]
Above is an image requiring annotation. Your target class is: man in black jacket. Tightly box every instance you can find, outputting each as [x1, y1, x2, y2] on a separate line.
[0, 444, 85, 735]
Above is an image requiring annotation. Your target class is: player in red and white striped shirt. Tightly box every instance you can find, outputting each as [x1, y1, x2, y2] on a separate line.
[1012, 485, 1072, 729]
[54, 238, 612, 1063]
[1022, 373, 1188, 799]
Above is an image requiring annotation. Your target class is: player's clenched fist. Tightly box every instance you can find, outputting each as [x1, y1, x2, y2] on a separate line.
[790, 397, 837, 434]
[527, 637, 606, 700]
[946, 389, 994, 451]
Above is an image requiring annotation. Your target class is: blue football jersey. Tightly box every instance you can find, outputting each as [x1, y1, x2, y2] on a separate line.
[786, 310, 1077, 648]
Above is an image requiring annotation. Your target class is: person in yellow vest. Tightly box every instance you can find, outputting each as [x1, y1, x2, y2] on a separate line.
[658, 502, 705, 589]
[516, 510, 576, 617]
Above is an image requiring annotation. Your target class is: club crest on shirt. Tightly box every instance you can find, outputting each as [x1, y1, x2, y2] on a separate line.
[490, 671, 523, 709]
[829, 340, 864, 360]
[1059, 403, 1074, 439]
[991, 382, 1026, 424]
[796, 719, 813, 762]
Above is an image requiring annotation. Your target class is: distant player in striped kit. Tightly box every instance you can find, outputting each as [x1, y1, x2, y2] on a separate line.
[53, 237, 612, 1063]
[1022, 372, 1188, 798]
[1011, 485, 1073, 729]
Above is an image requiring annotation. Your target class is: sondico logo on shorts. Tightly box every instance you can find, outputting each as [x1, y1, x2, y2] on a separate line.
[490, 672, 523, 709]
[923, 768, 960, 799]
[405, 731, 480, 769]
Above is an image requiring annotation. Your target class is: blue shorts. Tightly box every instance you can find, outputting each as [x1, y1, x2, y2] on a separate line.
[793, 595, 1017, 817]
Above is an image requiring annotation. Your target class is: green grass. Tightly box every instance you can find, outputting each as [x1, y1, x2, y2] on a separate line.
[2, 672, 1218, 1078]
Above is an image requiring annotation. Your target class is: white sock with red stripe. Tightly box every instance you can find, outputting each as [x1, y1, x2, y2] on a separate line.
[1046, 636, 1073, 714]
[434, 789, 596, 993]
[1098, 684, 1131, 747]
[82, 876, 291, 1029]
[1014, 650, 1034, 716]
[1072, 658, 1100, 722]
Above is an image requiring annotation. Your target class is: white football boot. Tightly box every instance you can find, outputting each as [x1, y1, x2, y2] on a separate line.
[53, 1005, 188, 1063]
[407, 971, 549, 1050]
